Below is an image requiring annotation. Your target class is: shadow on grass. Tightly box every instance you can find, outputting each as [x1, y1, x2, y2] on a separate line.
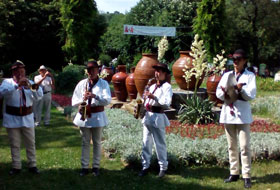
[254, 173, 280, 184]
[0, 164, 233, 190]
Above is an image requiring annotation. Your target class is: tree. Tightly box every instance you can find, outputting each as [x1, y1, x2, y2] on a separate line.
[59, 0, 106, 64]
[99, 0, 199, 67]
[193, 0, 227, 60]
[226, 0, 280, 67]
[0, 0, 64, 74]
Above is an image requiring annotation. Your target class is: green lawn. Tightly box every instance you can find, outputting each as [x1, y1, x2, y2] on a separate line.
[1, 108, 280, 190]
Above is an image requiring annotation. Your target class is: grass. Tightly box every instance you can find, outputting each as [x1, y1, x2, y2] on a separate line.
[1, 108, 280, 189]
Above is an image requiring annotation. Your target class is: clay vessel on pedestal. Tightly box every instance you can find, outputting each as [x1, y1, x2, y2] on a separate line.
[172, 51, 204, 90]
[101, 66, 114, 83]
[206, 74, 223, 105]
[112, 65, 128, 102]
[125, 67, 138, 100]
[134, 53, 159, 96]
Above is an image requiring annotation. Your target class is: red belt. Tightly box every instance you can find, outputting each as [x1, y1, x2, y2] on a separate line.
[6, 105, 33, 116]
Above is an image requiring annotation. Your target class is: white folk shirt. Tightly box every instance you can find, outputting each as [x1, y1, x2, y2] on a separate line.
[34, 75, 52, 93]
[142, 82, 173, 128]
[72, 78, 111, 128]
[0, 78, 43, 128]
[216, 69, 257, 124]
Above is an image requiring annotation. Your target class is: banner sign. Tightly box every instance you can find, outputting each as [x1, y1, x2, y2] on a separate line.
[123, 25, 176, 37]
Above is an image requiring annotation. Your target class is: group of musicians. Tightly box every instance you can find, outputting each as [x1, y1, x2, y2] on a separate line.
[0, 49, 256, 188]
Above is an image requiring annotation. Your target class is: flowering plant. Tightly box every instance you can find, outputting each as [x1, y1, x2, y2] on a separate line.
[209, 50, 227, 76]
[183, 34, 208, 93]
[157, 36, 168, 62]
[98, 69, 109, 79]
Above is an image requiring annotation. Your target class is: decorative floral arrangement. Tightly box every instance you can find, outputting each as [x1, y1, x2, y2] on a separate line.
[157, 36, 168, 62]
[182, 34, 208, 93]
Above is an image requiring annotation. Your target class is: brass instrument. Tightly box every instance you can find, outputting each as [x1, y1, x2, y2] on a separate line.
[79, 80, 89, 121]
[19, 78, 39, 91]
[133, 77, 156, 119]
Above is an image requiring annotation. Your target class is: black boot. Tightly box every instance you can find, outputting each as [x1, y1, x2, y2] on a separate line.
[138, 169, 149, 177]
[9, 168, 21, 175]
[79, 168, 89, 176]
[224, 175, 239, 183]
[29, 167, 40, 174]
[244, 178, 252, 188]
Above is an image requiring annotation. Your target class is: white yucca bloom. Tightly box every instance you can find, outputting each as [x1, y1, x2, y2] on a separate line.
[158, 36, 169, 61]
[98, 70, 109, 79]
[211, 49, 227, 75]
[182, 34, 208, 92]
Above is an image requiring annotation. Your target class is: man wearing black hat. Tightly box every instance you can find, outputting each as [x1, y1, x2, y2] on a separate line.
[72, 60, 111, 176]
[0, 60, 43, 175]
[138, 63, 173, 178]
[216, 49, 256, 188]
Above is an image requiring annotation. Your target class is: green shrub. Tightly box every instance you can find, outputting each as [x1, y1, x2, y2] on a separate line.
[252, 96, 280, 119]
[256, 77, 280, 91]
[178, 96, 217, 125]
[98, 54, 112, 67]
[55, 64, 86, 95]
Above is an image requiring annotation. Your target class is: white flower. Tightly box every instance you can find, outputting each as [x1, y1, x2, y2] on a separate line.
[98, 70, 109, 79]
[158, 36, 169, 61]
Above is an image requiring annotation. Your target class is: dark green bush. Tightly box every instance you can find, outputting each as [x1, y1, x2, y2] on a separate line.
[55, 64, 86, 95]
[98, 54, 112, 67]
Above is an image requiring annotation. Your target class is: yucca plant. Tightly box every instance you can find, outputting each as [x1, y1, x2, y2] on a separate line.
[178, 95, 216, 125]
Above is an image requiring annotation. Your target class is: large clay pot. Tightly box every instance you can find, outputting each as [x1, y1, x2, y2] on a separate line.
[206, 74, 223, 105]
[112, 65, 128, 102]
[172, 51, 204, 90]
[101, 66, 114, 83]
[125, 67, 138, 100]
[134, 53, 159, 96]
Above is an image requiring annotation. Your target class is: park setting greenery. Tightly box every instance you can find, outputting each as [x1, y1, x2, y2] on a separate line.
[1, 0, 280, 189]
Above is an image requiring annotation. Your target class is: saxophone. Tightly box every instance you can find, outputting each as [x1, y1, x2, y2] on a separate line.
[80, 80, 89, 121]
[134, 77, 156, 119]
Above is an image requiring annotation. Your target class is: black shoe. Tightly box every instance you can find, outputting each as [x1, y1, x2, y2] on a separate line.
[244, 178, 252, 188]
[9, 168, 21, 175]
[138, 169, 149, 177]
[224, 175, 239, 183]
[158, 170, 166, 178]
[79, 168, 89, 176]
[92, 168, 100, 176]
[29, 167, 40, 174]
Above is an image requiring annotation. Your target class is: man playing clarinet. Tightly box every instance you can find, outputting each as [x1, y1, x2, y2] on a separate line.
[138, 63, 173, 178]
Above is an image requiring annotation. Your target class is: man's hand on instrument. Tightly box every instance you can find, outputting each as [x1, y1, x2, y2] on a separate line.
[44, 71, 51, 78]
[234, 83, 246, 92]
[18, 78, 29, 89]
[144, 91, 155, 99]
[221, 86, 230, 100]
[84, 91, 96, 101]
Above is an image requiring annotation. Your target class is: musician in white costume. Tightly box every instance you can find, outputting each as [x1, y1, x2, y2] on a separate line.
[33, 65, 55, 126]
[0, 60, 43, 175]
[138, 63, 173, 178]
[72, 60, 111, 176]
[216, 49, 256, 189]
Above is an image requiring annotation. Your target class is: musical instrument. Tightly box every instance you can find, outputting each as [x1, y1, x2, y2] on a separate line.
[133, 77, 156, 119]
[18, 78, 39, 91]
[79, 79, 89, 121]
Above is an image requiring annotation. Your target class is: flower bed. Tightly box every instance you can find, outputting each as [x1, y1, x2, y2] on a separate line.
[52, 94, 72, 107]
[167, 119, 280, 139]
[103, 109, 280, 168]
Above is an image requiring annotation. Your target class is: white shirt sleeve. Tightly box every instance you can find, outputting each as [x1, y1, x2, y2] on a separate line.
[72, 80, 84, 107]
[94, 80, 112, 106]
[0, 79, 17, 98]
[240, 73, 256, 101]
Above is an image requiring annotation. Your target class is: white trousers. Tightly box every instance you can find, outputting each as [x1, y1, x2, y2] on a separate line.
[225, 124, 251, 178]
[6, 127, 37, 169]
[34, 92, 51, 124]
[80, 127, 103, 169]
[141, 124, 168, 171]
